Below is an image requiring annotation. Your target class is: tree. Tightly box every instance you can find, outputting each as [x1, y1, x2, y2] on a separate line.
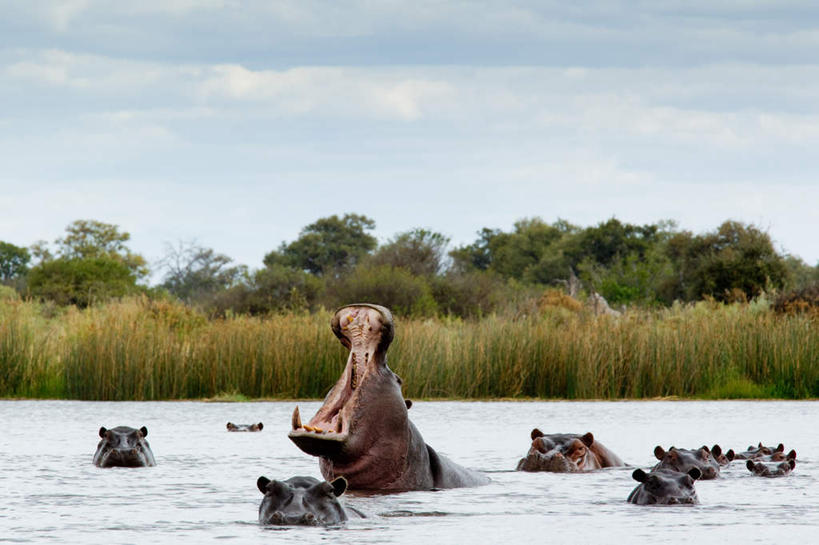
[368, 228, 450, 277]
[0, 241, 30, 283]
[264, 214, 377, 277]
[211, 264, 324, 316]
[27, 257, 138, 307]
[56, 219, 148, 278]
[158, 241, 244, 306]
[664, 221, 788, 302]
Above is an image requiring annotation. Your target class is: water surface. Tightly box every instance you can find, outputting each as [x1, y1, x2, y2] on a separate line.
[1, 400, 816, 544]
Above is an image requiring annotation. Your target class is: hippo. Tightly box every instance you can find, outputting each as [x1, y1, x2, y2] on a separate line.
[93, 426, 156, 468]
[257, 475, 363, 526]
[516, 429, 625, 472]
[628, 467, 701, 505]
[653, 445, 720, 479]
[227, 422, 264, 432]
[288, 303, 489, 491]
[710, 444, 733, 466]
[746, 458, 796, 478]
[729, 442, 786, 461]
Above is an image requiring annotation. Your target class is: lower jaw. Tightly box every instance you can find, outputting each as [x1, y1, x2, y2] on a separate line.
[288, 430, 349, 458]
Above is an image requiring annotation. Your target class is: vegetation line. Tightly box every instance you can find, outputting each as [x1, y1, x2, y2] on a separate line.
[1, 296, 816, 401]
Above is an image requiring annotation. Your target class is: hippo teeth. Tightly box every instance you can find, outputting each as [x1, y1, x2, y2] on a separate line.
[350, 352, 357, 390]
[292, 406, 302, 431]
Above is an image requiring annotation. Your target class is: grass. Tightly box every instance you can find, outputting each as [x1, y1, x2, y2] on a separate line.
[0, 296, 816, 400]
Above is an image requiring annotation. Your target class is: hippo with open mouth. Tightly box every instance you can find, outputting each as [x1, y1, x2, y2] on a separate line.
[516, 429, 625, 472]
[93, 426, 156, 468]
[288, 303, 489, 491]
[256, 475, 363, 526]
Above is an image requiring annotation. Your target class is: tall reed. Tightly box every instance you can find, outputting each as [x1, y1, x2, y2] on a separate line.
[0, 297, 816, 400]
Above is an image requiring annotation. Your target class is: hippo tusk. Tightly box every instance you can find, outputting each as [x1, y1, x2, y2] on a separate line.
[292, 406, 302, 430]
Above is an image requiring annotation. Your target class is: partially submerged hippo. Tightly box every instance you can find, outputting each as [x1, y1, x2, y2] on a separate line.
[628, 467, 701, 505]
[710, 444, 733, 466]
[227, 422, 264, 432]
[257, 475, 363, 526]
[653, 445, 720, 480]
[93, 426, 156, 468]
[516, 429, 625, 472]
[288, 304, 489, 491]
[746, 458, 796, 478]
[730, 442, 786, 461]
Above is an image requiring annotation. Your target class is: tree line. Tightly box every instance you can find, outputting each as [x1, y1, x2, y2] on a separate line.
[1, 215, 817, 317]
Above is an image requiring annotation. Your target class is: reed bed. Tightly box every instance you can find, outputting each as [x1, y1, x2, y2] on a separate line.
[0, 297, 816, 400]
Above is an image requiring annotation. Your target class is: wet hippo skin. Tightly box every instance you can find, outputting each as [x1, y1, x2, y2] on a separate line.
[226, 422, 264, 432]
[628, 467, 701, 505]
[653, 445, 720, 479]
[256, 475, 363, 525]
[516, 429, 625, 472]
[93, 426, 156, 468]
[746, 458, 796, 478]
[288, 304, 489, 491]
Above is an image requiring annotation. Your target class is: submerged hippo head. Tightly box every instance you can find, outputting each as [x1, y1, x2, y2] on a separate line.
[628, 467, 701, 505]
[654, 445, 720, 479]
[709, 444, 733, 466]
[226, 422, 264, 432]
[746, 458, 796, 478]
[257, 475, 349, 526]
[93, 426, 156, 468]
[731, 442, 785, 461]
[288, 305, 409, 482]
[517, 430, 604, 472]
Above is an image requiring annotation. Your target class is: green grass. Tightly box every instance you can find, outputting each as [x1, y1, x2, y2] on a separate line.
[0, 296, 817, 400]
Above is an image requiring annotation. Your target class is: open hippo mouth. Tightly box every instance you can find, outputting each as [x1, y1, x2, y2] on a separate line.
[288, 304, 396, 459]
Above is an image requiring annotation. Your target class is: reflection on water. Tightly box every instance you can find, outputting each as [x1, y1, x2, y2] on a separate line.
[1, 400, 818, 544]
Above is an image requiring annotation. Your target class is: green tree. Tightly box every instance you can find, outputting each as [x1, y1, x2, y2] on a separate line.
[0, 241, 30, 283]
[664, 221, 788, 302]
[264, 214, 377, 276]
[212, 264, 324, 316]
[325, 265, 438, 317]
[56, 219, 148, 278]
[27, 257, 138, 307]
[369, 228, 450, 277]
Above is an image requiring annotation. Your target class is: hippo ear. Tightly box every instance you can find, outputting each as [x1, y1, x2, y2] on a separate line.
[653, 446, 666, 460]
[226, 422, 234, 429]
[776, 443, 784, 453]
[581, 432, 594, 447]
[257, 477, 271, 494]
[711, 444, 722, 457]
[257, 422, 264, 430]
[746, 460, 755, 472]
[788, 459, 796, 470]
[99, 427, 107, 438]
[787, 449, 796, 460]
[140, 426, 148, 437]
[531, 428, 544, 441]
[688, 467, 702, 480]
[632, 469, 647, 483]
[405, 399, 413, 410]
[330, 476, 348, 497]
[726, 449, 735, 461]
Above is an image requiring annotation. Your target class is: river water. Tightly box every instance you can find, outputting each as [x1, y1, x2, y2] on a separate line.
[1, 400, 817, 544]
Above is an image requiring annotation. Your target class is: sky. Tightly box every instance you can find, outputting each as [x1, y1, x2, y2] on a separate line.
[2, 0, 818, 283]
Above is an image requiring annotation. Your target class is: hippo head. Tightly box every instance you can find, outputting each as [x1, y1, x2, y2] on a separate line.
[93, 426, 156, 468]
[628, 468, 701, 505]
[257, 475, 349, 526]
[226, 422, 264, 432]
[654, 445, 719, 480]
[516, 430, 599, 472]
[733, 442, 785, 460]
[288, 305, 409, 478]
[746, 458, 796, 478]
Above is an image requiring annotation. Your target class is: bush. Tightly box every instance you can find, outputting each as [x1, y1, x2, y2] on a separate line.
[774, 284, 819, 317]
[325, 265, 438, 318]
[27, 257, 138, 307]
